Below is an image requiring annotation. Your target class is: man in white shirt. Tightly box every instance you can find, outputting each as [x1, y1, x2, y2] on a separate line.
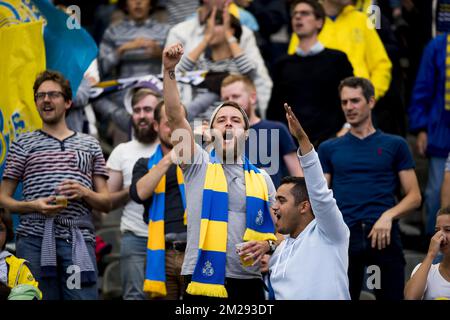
[106, 85, 160, 299]
[269, 104, 350, 300]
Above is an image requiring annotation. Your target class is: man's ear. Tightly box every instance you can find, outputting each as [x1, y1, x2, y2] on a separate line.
[316, 18, 324, 32]
[299, 200, 311, 215]
[368, 96, 376, 110]
[250, 90, 257, 107]
[65, 99, 72, 111]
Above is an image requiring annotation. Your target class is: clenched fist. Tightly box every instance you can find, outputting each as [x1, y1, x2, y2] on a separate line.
[162, 43, 184, 71]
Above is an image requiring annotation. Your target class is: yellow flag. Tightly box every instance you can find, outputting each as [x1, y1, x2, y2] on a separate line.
[0, 21, 45, 171]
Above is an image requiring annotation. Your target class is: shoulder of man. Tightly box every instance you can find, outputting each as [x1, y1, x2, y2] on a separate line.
[7, 131, 41, 151]
[319, 135, 344, 150]
[322, 48, 350, 60]
[75, 132, 102, 145]
[255, 119, 286, 130]
[377, 130, 409, 146]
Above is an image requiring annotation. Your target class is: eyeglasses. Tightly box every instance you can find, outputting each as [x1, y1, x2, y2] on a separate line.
[35, 91, 65, 101]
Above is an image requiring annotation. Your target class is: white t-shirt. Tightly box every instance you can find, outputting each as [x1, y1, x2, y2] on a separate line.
[107, 140, 157, 237]
[411, 263, 450, 300]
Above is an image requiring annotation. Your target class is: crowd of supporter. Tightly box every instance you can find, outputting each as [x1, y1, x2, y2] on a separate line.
[1, 0, 449, 301]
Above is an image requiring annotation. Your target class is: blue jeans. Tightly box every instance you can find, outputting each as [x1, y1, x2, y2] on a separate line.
[120, 232, 147, 300]
[425, 157, 447, 235]
[15, 234, 98, 300]
[348, 221, 405, 300]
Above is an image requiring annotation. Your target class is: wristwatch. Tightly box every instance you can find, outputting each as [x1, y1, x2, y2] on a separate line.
[266, 240, 277, 254]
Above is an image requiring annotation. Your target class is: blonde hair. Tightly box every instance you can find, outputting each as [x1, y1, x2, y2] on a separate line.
[221, 74, 256, 93]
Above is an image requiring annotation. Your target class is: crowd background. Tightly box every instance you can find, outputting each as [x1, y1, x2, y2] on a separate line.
[1, 0, 449, 299]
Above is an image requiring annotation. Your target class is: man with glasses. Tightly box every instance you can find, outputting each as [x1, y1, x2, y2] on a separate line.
[0, 70, 111, 300]
[266, 0, 353, 148]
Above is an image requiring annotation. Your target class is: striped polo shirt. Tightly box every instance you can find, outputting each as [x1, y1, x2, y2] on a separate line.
[3, 130, 109, 242]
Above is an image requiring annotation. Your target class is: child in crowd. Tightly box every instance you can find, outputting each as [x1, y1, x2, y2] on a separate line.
[0, 208, 42, 300]
[405, 207, 450, 300]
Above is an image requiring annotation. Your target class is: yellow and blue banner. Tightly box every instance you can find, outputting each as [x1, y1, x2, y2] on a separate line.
[0, 20, 44, 179]
[0, 0, 98, 179]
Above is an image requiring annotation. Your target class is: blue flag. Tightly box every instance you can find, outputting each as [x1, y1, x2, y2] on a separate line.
[31, 0, 98, 97]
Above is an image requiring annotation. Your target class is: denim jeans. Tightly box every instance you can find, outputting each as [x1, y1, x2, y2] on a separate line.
[425, 157, 447, 235]
[348, 221, 406, 300]
[15, 234, 98, 300]
[120, 231, 147, 300]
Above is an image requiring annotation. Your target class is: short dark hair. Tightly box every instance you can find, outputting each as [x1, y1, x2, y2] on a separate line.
[280, 176, 309, 206]
[154, 101, 187, 124]
[338, 77, 375, 103]
[33, 70, 72, 101]
[0, 208, 14, 250]
[437, 206, 450, 217]
[290, 0, 326, 30]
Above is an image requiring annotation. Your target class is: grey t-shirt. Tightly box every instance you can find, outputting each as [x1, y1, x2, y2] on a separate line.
[181, 144, 276, 279]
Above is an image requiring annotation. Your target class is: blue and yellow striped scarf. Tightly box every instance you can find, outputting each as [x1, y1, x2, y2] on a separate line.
[186, 150, 277, 298]
[143, 145, 186, 297]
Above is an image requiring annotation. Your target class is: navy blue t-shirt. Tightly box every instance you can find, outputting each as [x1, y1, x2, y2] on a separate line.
[318, 130, 415, 227]
[245, 119, 297, 188]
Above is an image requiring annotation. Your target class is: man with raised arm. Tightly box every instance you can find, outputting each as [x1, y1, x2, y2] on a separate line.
[269, 104, 350, 300]
[161, 42, 277, 300]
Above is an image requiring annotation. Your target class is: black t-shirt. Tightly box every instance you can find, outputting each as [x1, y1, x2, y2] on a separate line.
[130, 158, 186, 234]
[267, 48, 354, 147]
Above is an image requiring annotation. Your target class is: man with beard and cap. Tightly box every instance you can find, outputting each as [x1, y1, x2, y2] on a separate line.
[129, 102, 188, 300]
[106, 85, 161, 300]
[161, 42, 277, 300]
[0, 70, 111, 300]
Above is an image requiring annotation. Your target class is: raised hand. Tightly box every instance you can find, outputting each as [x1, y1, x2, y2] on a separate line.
[284, 103, 312, 155]
[162, 43, 184, 71]
[284, 103, 306, 141]
[204, 6, 217, 43]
